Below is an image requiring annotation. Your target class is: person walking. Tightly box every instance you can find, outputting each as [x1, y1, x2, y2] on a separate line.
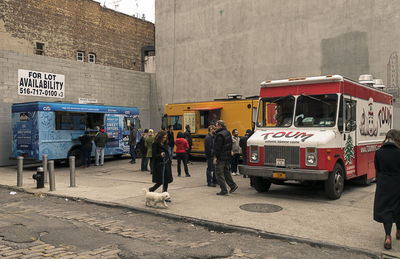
[145, 129, 155, 173]
[148, 131, 173, 200]
[231, 129, 241, 176]
[239, 129, 252, 166]
[213, 120, 238, 195]
[373, 129, 400, 250]
[128, 124, 138, 164]
[175, 132, 190, 177]
[204, 125, 216, 187]
[79, 131, 92, 168]
[167, 125, 175, 162]
[183, 124, 193, 163]
[138, 129, 149, 171]
[94, 126, 108, 166]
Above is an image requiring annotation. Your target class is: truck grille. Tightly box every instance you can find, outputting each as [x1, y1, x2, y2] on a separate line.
[264, 145, 300, 168]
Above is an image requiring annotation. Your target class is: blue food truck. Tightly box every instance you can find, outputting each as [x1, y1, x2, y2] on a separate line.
[12, 101, 140, 165]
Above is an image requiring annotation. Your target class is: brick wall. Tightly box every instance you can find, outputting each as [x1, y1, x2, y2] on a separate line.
[0, 50, 154, 166]
[0, 0, 154, 71]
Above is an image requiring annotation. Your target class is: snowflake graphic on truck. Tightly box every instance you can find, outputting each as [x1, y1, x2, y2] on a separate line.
[344, 135, 355, 165]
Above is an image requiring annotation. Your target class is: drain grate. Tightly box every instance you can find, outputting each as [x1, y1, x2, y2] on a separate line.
[239, 203, 283, 213]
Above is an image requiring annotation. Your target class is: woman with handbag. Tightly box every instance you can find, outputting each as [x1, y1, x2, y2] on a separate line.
[374, 129, 400, 249]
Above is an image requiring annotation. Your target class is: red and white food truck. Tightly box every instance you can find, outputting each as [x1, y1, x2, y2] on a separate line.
[238, 75, 393, 199]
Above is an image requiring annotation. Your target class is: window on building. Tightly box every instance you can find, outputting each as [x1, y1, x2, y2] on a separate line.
[35, 42, 44, 55]
[88, 53, 96, 63]
[77, 51, 84, 62]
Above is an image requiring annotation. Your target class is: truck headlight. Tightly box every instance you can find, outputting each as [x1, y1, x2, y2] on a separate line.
[250, 146, 259, 163]
[305, 147, 317, 166]
[307, 154, 316, 164]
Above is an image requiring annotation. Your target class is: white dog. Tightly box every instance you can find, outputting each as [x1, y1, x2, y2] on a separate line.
[142, 188, 170, 208]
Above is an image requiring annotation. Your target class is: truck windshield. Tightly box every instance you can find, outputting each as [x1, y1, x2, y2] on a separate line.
[294, 94, 338, 127]
[257, 95, 295, 127]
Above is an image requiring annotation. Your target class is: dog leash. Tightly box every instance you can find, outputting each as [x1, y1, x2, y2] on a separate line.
[161, 155, 166, 187]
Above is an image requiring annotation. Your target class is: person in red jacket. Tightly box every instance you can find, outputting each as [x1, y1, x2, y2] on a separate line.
[175, 132, 190, 177]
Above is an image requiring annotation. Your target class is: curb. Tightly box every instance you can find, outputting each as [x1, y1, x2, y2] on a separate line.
[0, 184, 383, 258]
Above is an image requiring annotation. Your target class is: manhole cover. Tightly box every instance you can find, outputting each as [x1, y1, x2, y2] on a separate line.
[239, 203, 283, 213]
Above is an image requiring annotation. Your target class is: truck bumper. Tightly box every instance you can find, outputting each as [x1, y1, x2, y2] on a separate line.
[238, 165, 329, 181]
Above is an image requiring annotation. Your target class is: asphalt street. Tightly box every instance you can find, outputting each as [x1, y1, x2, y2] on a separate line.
[0, 187, 376, 259]
[0, 156, 399, 258]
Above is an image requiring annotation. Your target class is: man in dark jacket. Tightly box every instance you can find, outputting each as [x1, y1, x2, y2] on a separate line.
[128, 125, 138, 164]
[94, 126, 108, 166]
[79, 131, 92, 168]
[167, 125, 175, 161]
[183, 124, 193, 163]
[213, 120, 238, 195]
[204, 125, 217, 187]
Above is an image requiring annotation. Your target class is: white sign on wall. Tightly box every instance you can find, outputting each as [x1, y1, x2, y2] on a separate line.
[18, 69, 65, 98]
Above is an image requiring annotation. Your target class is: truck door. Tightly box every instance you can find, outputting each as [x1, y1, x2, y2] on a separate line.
[343, 97, 357, 178]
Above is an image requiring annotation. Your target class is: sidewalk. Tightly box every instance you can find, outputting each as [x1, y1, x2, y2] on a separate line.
[0, 158, 399, 258]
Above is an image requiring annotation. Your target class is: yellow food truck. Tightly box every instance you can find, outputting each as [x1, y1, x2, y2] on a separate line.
[162, 95, 259, 156]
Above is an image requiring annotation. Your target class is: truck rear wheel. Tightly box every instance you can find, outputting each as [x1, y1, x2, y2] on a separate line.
[324, 163, 344, 200]
[68, 148, 83, 167]
[252, 176, 271, 193]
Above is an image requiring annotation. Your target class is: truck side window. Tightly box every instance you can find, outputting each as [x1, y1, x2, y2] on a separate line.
[169, 116, 182, 130]
[345, 99, 356, 132]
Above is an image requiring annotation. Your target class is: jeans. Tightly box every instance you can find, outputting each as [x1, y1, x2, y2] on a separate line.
[215, 160, 236, 193]
[206, 157, 216, 185]
[141, 157, 148, 171]
[95, 147, 105, 166]
[231, 154, 240, 173]
[242, 151, 247, 165]
[168, 146, 173, 161]
[82, 147, 91, 166]
[129, 145, 136, 163]
[176, 153, 189, 176]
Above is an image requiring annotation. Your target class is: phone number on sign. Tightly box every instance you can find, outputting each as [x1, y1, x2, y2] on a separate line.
[19, 87, 64, 98]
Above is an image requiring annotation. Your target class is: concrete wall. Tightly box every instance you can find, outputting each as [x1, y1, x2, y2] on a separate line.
[0, 50, 155, 166]
[155, 0, 400, 122]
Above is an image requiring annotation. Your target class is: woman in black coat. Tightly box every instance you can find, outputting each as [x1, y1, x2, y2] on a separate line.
[374, 129, 400, 250]
[148, 131, 173, 198]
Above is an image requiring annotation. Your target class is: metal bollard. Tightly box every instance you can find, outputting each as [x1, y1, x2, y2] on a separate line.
[17, 156, 23, 187]
[42, 154, 48, 184]
[69, 156, 76, 187]
[48, 160, 55, 191]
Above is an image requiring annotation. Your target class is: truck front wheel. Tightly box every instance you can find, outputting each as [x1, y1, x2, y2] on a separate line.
[252, 176, 271, 193]
[324, 163, 344, 200]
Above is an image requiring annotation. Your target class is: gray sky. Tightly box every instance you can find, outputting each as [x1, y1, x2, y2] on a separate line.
[93, 0, 155, 23]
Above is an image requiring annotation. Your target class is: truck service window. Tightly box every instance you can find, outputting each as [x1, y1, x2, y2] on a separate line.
[295, 94, 338, 127]
[170, 116, 182, 130]
[55, 112, 104, 130]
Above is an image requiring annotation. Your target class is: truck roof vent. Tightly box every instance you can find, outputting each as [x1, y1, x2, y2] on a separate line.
[227, 94, 243, 99]
[359, 74, 374, 85]
[373, 79, 385, 90]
